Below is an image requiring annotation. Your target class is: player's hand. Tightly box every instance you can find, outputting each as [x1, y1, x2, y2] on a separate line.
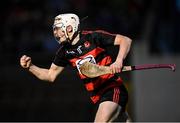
[110, 59, 123, 74]
[20, 55, 32, 69]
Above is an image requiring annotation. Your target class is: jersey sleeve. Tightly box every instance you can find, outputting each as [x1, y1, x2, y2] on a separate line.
[93, 30, 116, 47]
[53, 47, 69, 67]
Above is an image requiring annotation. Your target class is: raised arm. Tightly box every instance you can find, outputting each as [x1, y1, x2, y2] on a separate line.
[110, 34, 132, 73]
[20, 55, 64, 82]
[114, 34, 132, 61]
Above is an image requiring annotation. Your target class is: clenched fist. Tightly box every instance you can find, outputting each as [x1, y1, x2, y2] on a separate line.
[20, 55, 32, 69]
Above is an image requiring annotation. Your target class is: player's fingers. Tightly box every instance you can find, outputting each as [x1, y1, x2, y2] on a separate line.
[110, 65, 116, 74]
[20, 58, 27, 64]
[20, 55, 28, 63]
[115, 67, 119, 73]
[20, 55, 31, 68]
[20, 56, 24, 62]
[110, 64, 117, 73]
[114, 65, 122, 73]
[114, 67, 119, 73]
[25, 56, 31, 61]
[20, 61, 26, 65]
[21, 55, 27, 60]
[116, 66, 122, 73]
[26, 60, 31, 68]
[20, 62, 27, 68]
[20, 59, 25, 64]
[20, 62, 26, 68]
[20, 58, 26, 65]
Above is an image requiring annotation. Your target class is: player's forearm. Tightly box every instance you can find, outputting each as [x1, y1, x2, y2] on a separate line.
[116, 37, 132, 61]
[28, 64, 53, 82]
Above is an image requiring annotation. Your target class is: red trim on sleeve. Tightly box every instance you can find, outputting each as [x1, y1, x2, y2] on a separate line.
[82, 30, 116, 36]
[95, 30, 117, 36]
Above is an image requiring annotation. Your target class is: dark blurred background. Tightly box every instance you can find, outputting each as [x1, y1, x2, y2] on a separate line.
[0, 0, 180, 122]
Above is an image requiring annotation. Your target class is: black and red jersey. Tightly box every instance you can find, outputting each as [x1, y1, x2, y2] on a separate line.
[53, 30, 123, 104]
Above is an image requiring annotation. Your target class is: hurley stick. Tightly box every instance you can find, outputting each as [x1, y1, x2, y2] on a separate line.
[79, 61, 176, 78]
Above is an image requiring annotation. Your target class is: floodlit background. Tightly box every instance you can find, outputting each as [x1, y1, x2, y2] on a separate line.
[0, 0, 180, 121]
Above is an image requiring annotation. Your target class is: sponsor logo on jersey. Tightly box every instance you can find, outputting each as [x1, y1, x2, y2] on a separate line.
[75, 55, 96, 74]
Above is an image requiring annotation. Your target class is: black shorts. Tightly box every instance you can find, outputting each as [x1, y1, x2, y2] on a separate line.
[98, 84, 128, 110]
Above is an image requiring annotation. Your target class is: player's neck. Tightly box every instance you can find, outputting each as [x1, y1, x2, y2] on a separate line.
[71, 34, 80, 45]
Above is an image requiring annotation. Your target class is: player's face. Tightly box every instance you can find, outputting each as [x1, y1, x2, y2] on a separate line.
[53, 27, 67, 43]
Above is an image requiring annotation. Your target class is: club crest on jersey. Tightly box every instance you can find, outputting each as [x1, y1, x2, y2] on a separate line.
[77, 45, 83, 54]
[75, 55, 96, 74]
[84, 41, 90, 48]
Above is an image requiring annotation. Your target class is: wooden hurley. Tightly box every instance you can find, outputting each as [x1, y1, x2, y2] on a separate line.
[79, 61, 176, 78]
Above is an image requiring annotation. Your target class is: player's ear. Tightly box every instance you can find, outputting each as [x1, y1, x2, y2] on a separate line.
[67, 25, 73, 32]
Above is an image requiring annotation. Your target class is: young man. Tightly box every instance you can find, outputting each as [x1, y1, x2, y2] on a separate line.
[20, 13, 132, 122]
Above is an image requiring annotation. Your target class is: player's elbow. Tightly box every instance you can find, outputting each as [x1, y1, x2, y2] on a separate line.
[41, 77, 55, 83]
[115, 35, 132, 46]
[48, 77, 56, 83]
[46, 75, 56, 83]
[126, 37, 132, 46]
[48, 79, 54, 83]
[46, 70, 58, 83]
